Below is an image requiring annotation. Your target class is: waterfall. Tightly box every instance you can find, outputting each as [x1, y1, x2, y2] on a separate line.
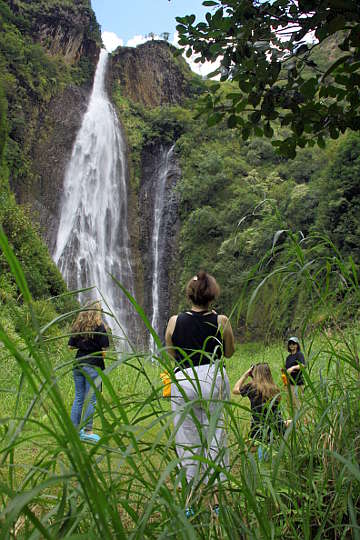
[54, 49, 134, 345]
[149, 145, 175, 352]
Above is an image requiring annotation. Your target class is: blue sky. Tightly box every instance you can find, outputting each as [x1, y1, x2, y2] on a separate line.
[91, 0, 208, 49]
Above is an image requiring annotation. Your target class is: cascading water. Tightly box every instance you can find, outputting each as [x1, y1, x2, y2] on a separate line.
[54, 49, 134, 346]
[149, 145, 175, 351]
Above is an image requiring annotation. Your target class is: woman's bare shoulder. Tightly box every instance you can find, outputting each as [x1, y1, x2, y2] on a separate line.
[166, 315, 178, 332]
[217, 314, 230, 326]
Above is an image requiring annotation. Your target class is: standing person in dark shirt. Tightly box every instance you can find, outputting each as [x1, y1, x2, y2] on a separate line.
[68, 301, 109, 442]
[165, 271, 235, 515]
[233, 363, 286, 458]
[285, 336, 306, 411]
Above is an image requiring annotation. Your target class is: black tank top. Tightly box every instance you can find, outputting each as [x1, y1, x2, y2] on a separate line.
[171, 311, 223, 369]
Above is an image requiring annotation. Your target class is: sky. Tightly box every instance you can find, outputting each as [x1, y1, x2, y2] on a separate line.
[91, 0, 219, 77]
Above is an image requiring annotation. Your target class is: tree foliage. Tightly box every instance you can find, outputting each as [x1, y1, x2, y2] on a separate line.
[176, 0, 360, 157]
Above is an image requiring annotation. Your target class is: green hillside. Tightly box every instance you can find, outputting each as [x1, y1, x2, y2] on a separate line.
[113, 59, 360, 339]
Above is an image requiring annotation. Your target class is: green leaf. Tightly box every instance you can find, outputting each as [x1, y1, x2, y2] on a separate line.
[329, 126, 339, 139]
[236, 99, 248, 112]
[317, 135, 326, 149]
[293, 119, 304, 136]
[301, 77, 317, 99]
[250, 111, 261, 124]
[207, 112, 223, 126]
[203, 0, 218, 5]
[264, 122, 274, 138]
[227, 115, 238, 128]
[248, 91, 261, 107]
[209, 83, 221, 94]
[242, 126, 251, 140]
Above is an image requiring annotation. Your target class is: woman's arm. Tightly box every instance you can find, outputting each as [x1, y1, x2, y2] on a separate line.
[287, 364, 301, 374]
[218, 315, 235, 358]
[233, 366, 253, 394]
[165, 316, 177, 359]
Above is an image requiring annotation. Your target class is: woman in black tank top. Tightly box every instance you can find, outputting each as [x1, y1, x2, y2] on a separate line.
[165, 271, 235, 512]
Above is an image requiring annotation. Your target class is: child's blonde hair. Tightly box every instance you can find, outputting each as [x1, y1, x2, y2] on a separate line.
[71, 301, 102, 337]
[250, 363, 280, 401]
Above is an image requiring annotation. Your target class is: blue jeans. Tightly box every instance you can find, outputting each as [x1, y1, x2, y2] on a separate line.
[70, 365, 100, 431]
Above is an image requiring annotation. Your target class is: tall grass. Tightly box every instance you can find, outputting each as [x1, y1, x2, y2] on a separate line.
[1, 224, 360, 539]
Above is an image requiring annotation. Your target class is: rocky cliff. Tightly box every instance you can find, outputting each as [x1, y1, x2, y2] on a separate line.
[6, 0, 99, 64]
[111, 40, 192, 108]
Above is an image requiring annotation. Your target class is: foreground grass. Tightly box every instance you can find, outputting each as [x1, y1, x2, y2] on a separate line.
[1, 225, 360, 538]
[1, 310, 359, 539]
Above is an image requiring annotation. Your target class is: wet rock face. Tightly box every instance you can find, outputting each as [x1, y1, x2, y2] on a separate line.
[29, 85, 90, 253]
[139, 145, 181, 343]
[111, 41, 191, 107]
[37, 23, 98, 65]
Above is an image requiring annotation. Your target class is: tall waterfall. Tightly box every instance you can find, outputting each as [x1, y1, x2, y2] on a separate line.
[149, 145, 175, 351]
[54, 50, 134, 344]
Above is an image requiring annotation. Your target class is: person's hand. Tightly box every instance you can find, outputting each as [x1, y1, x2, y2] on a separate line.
[246, 365, 254, 377]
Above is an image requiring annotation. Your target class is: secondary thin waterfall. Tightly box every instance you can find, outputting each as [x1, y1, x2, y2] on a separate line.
[150, 145, 175, 351]
[54, 49, 134, 344]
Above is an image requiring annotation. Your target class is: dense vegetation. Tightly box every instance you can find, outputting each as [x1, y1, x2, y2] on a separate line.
[112, 39, 360, 340]
[176, 0, 360, 157]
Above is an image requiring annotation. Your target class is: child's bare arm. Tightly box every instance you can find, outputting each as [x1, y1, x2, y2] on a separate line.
[233, 366, 253, 394]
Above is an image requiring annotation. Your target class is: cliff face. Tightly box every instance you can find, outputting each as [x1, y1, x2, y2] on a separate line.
[139, 145, 181, 342]
[111, 41, 191, 108]
[4, 0, 100, 249]
[18, 85, 90, 252]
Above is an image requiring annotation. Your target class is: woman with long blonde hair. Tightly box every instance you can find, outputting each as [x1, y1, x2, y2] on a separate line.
[68, 302, 109, 442]
[233, 363, 285, 444]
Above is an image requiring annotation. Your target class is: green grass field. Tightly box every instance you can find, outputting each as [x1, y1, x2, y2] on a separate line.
[1, 310, 359, 539]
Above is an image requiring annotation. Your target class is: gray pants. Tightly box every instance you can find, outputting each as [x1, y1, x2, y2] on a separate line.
[171, 363, 230, 486]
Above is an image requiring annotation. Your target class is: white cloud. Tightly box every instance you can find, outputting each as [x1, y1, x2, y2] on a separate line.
[102, 31, 123, 52]
[172, 31, 221, 79]
[102, 32, 166, 51]
[188, 56, 221, 79]
[127, 34, 153, 47]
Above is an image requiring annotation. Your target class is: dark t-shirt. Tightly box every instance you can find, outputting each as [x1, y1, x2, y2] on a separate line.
[68, 323, 109, 370]
[171, 311, 223, 369]
[285, 350, 305, 385]
[240, 383, 285, 441]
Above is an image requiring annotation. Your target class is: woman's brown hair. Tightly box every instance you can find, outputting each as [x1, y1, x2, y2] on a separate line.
[71, 301, 102, 337]
[186, 270, 220, 307]
[250, 363, 280, 401]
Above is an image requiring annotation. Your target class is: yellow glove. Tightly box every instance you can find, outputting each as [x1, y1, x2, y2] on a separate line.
[160, 371, 171, 398]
